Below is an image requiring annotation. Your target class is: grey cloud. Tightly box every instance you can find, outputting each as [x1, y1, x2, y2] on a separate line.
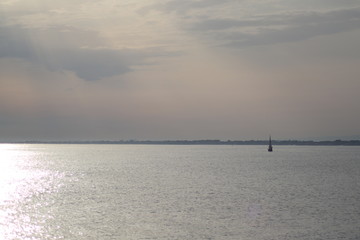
[278, 0, 360, 10]
[56, 47, 172, 81]
[190, 9, 360, 31]
[189, 8, 360, 48]
[0, 25, 34, 59]
[0, 25, 176, 81]
[162, 0, 226, 13]
[143, 0, 236, 15]
[190, 18, 273, 31]
[224, 19, 360, 48]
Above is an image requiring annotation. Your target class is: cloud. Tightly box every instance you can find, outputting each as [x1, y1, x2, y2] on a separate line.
[142, 0, 234, 15]
[160, 0, 232, 13]
[0, 24, 177, 81]
[139, 1, 360, 50]
[0, 25, 34, 59]
[1, 0, 360, 141]
[188, 7, 360, 48]
[56, 47, 174, 81]
[143, 0, 360, 49]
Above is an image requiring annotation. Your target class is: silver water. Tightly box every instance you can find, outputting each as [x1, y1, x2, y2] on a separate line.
[0, 144, 359, 239]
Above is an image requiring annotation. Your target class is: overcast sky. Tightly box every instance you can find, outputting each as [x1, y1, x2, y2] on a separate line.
[1, 0, 360, 141]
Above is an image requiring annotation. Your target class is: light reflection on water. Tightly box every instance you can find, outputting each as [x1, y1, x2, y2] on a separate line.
[0, 144, 64, 240]
[0, 144, 37, 203]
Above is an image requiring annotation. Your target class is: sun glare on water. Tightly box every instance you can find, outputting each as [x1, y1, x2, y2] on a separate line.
[0, 144, 53, 239]
[0, 145, 32, 202]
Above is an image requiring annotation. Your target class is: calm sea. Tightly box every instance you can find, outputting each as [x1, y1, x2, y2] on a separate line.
[0, 144, 359, 240]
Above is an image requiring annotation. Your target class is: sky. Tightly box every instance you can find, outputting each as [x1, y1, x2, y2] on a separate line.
[1, 0, 360, 141]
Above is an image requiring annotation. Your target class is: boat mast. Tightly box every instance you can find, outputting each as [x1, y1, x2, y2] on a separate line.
[268, 135, 273, 152]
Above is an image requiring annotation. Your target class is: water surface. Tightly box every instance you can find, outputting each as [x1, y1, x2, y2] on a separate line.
[0, 144, 359, 239]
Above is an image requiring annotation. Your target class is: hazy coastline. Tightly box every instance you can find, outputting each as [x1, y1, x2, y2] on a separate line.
[2, 139, 360, 146]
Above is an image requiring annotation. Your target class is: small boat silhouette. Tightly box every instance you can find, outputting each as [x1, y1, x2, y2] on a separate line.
[268, 135, 273, 152]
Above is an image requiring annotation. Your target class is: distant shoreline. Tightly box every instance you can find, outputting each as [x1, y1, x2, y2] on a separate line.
[2, 139, 360, 146]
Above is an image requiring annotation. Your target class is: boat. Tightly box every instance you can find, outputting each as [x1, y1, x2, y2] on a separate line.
[268, 135, 273, 152]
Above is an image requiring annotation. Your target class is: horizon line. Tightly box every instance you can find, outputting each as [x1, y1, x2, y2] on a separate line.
[1, 139, 360, 146]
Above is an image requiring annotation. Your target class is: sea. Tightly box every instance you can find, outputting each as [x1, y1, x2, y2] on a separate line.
[0, 144, 359, 240]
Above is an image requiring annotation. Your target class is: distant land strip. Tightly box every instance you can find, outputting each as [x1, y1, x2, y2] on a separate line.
[2, 139, 360, 145]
